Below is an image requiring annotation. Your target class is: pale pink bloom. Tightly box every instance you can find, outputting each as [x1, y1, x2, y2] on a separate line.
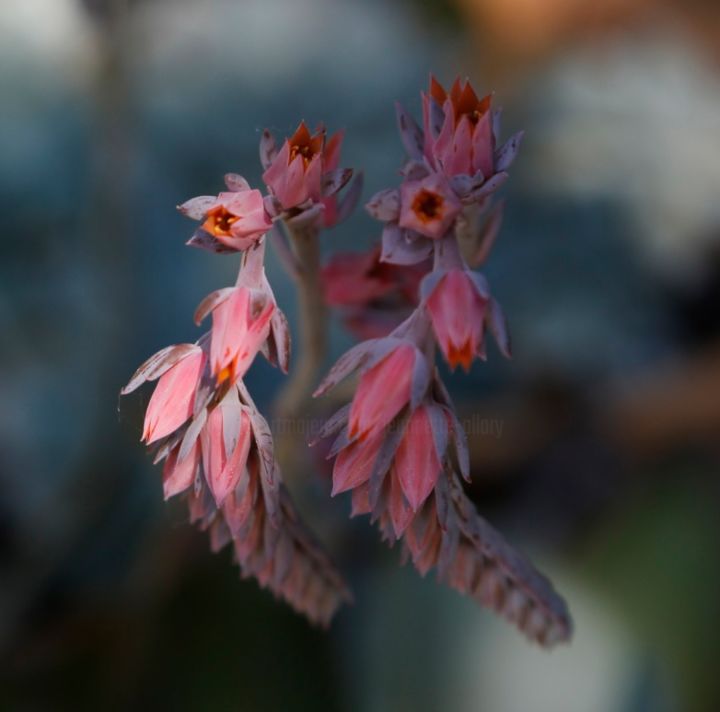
[262, 122, 325, 210]
[201, 189, 272, 251]
[142, 347, 205, 444]
[162, 439, 201, 500]
[207, 287, 275, 384]
[348, 343, 416, 441]
[423, 76, 494, 178]
[201, 399, 252, 506]
[394, 405, 442, 511]
[178, 177, 272, 253]
[398, 173, 461, 240]
[426, 269, 488, 371]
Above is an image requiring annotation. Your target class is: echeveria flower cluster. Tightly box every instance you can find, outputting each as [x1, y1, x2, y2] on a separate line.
[122, 76, 571, 646]
[316, 77, 571, 646]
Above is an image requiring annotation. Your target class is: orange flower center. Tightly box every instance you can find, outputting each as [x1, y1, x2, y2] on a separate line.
[411, 190, 443, 224]
[203, 205, 238, 237]
[289, 143, 314, 166]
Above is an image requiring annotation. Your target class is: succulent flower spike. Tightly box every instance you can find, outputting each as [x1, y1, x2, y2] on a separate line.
[121, 77, 571, 645]
[314, 76, 572, 647]
[122, 130, 358, 625]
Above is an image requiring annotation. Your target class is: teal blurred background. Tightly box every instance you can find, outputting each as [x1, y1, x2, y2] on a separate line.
[1, 0, 719, 709]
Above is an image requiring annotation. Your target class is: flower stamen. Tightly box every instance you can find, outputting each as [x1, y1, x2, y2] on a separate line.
[411, 189, 443, 224]
[203, 205, 238, 237]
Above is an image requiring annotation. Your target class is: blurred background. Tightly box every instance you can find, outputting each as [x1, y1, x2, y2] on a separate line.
[1, 0, 719, 709]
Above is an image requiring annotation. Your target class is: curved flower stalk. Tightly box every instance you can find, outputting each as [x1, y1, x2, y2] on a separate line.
[122, 120, 360, 624]
[314, 76, 572, 646]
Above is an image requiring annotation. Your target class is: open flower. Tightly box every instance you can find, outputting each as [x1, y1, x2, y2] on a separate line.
[425, 269, 488, 371]
[178, 175, 272, 253]
[423, 76, 494, 179]
[398, 173, 461, 240]
[141, 346, 205, 444]
[262, 122, 326, 210]
[201, 190, 272, 250]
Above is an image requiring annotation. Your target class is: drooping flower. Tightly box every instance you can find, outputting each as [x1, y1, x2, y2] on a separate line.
[141, 346, 205, 444]
[178, 175, 272, 253]
[398, 173, 462, 240]
[201, 389, 253, 506]
[425, 268, 489, 371]
[162, 439, 201, 501]
[393, 404, 443, 511]
[197, 286, 275, 385]
[348, 343, 418, 441]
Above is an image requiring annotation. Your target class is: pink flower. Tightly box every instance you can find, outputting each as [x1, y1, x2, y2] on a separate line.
[162, 439, 201, 500]
[398, 173, 461, 240]
[262, 122, 326, 210]
[348, 343, 417, 441]
[141, 347, 204, 444]
[201, 396, 253, 506]
[206, 286, 275, 385]
[178, 176, 272, 253]
[426, 269, 488, 371]
[423, 76, 494, 179]
[331, 430, 384, 496]
[394, 405, 442, 511]
[201, 189, 272, 251]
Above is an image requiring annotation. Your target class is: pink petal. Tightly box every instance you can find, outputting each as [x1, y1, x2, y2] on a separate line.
[471, 110, 495, 178]
[142, 349, 204, 443]
[202, 405, 252, 506]
[388, 469, 414, 538]
[394, 407, 442, 511]
[162, 440, 200, 500]
[446, 115, 473, 176]
[261, 141, 290, 198]
[281, 155, 308, 208]
[332, 432, 384, 496]
[304, 154, 323, 202]
[324, 130, 344, 172]
[350, 482, 371, 516]
[209, 287, 274, 382]
[348, 344, 415, 441]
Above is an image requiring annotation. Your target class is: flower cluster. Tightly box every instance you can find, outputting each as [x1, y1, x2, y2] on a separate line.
[122, 123, 360, 625]
[121, 77, 571, 644]
[314, 77, 571, 645]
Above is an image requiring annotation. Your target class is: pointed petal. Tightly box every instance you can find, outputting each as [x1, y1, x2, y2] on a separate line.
[495, 131, 524, 172]
[395, 102, 424, 160]
[122, 343, 200, 395]
[177, 195, 217, 220]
